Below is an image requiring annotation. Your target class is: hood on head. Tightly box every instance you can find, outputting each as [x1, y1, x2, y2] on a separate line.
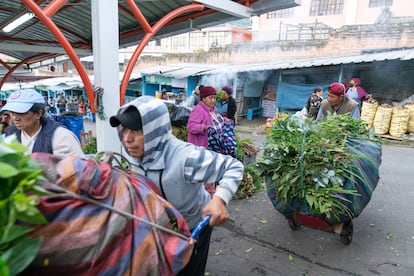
[351, 78, 361, 86]
[112, 96, 172, 169]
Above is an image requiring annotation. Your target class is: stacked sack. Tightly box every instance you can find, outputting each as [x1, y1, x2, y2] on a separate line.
[361, 98, 379, 128]
[363, 94, 414, 138]
[406, 104, 414, 133]
[389, 106, 410, 138]
[372, 104, 393, 135]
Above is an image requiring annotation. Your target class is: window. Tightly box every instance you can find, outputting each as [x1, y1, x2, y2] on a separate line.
[369, 0, 393, 7]
[310, 0, 344, 16]
[190, 32, 205, 50]
[266, 8, 295, 19]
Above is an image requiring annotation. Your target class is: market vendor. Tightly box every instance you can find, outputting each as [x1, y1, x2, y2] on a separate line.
[2, 89, 85, 158]
[316, 82, 360, 120]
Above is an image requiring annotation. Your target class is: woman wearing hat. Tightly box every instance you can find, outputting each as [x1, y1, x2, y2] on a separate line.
[187, 86, 224, 149]
[187, 86, 228, 197]
[216, 85, 237, 122]
[316, 82, 360, 121]
[346, 78, 368, 108]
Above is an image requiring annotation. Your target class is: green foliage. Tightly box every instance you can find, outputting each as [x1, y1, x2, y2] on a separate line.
[256, 114, 379, 220]
[172, 126, 187, 141]
[234, 134, 263, 199]
[82, 136, 97, 154]
[234, 163, 263, 199]
[216, 89, 224, 102]
[0, 135, 50, 275]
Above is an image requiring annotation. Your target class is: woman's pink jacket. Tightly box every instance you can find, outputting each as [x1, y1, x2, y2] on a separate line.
[187, 102, 212, 148]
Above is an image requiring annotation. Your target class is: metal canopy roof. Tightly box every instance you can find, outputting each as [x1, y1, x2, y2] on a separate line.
[0, 0, 300, 72]
[139, 63, 225, 79]
[199, 48, 414, 75]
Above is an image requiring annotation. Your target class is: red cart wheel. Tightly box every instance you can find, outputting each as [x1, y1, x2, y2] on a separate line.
[288, 218, 300, 230]
[340, 220, 353, 245]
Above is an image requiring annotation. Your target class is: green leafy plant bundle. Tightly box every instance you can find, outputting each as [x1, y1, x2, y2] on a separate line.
[0, 136, 50, 276]
[215, 89, 224, 101]
[234, 135, 263, 199]
[256, 113, 378, 221]
[82, 136, 97, 154]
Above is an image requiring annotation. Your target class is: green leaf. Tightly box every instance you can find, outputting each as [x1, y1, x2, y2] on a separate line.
[0, 258, 10, 276]
[0, 163, 18, 178]
[15, 210, 47, 225]
[385, 232, 394, 240]
[288, 254, 294, 261]
[0, 225, 32, 245]
[1, 236, 43, 276]
[244, 247, 253, 253]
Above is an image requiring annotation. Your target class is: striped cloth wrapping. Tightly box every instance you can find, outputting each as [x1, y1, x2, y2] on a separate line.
[266, 138, 382, 224]
[25, 153, 193, 276]
[207, 122, 237, 158]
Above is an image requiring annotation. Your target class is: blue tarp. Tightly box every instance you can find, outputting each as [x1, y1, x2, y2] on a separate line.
[276, 82, 329, 112]
[58, 115, 84, 142]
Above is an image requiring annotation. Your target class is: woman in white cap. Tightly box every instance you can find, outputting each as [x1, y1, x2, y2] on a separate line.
[1, 89, 84, 158]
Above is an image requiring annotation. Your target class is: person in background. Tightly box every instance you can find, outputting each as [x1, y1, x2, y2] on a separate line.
[161, 88, 169, 100]
[216, 85, 237, 122]
[48, 96, 55, 107]
[1, 110, 11, 134]
[305, 87, 324, 119]
[2, 89, 85, 158]
[316, 82, 360, 121]
[187, 86, 227, 197]
[346, 78, 368, 109]
[187, 85, 203, 108]
[56, 93, 67, 114]
[187, 86, 223, 149]
[78, 97, 85, 115]
[109, 96, 244, 276]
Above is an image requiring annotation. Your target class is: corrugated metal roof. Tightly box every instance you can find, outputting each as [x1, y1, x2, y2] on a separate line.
[0, 0, 298, 67]
[139, 63, 226, 79]
[199, 48, 414, 75]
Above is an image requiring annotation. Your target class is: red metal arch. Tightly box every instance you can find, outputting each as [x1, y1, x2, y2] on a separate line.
[0, 53, 52, 89]
[22, 0, 96, 112]
[120, 1, 205, 105]
[12, 1, 206, 108]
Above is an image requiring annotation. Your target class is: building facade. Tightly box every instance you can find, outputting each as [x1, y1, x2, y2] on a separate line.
[255, 0, 413, 41]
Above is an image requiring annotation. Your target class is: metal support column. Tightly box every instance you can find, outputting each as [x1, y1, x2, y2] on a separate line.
[91, 0, 121, 153]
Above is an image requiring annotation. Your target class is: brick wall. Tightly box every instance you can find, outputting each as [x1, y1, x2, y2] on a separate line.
[132, 22, 414, 67]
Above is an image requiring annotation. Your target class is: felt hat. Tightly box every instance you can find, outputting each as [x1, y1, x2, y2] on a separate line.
[199, 86, 217, 98]
[221, 85, 233, 95]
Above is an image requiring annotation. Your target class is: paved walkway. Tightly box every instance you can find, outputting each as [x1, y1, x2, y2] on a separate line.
[83, 116, 268, 137]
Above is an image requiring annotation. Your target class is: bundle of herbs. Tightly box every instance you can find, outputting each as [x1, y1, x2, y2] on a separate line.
[0, 136, 50, 276]
[256, 114, 380, 222]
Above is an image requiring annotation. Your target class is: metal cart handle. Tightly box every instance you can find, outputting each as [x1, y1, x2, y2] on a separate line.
[191, 215, 211, 241]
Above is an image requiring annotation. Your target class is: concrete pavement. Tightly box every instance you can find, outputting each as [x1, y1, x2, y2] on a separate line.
[83, 116, 414, 275]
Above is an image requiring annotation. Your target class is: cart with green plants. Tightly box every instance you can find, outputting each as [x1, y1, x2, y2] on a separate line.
[256, 114, 382, 245]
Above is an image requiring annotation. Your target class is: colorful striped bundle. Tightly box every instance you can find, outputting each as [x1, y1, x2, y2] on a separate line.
[25, 153, 193, 276]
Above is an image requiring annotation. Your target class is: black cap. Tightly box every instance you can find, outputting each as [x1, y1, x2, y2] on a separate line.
[110, 106, 142, 130]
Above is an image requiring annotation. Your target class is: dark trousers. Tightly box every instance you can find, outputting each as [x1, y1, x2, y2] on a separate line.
[177, 225, 213, 276]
